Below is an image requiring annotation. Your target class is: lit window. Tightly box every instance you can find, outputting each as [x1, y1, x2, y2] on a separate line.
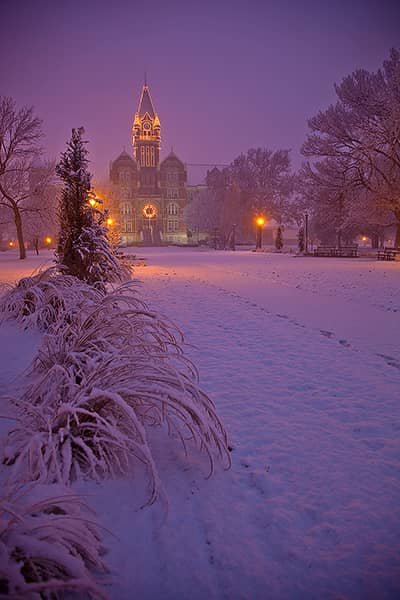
[168, 202, 178, 215]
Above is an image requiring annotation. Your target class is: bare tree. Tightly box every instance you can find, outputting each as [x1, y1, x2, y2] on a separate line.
[23, 160, 58, 254]
[229, 148, 296, 224]
[0, 97, 43, 258]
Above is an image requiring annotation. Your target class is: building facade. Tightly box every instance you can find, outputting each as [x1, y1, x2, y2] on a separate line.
[109, 84, 188, 245]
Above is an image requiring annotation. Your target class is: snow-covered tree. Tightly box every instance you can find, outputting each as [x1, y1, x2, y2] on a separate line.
[230, 148, 295, 225]
[56, 128, 126, 287]
[299, 158, 360, 246]
[184, 187, 219, 238]
[302, 48, 400, 245]
[0, 97, 44, 259]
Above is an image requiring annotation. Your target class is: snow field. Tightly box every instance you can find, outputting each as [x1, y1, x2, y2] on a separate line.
[0, 248, 399, 599]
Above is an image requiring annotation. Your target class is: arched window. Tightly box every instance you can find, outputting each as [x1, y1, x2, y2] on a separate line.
[168, 202, 178, 216]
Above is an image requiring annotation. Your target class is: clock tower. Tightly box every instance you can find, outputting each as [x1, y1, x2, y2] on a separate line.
[110, 80, 188, 245]
[132, 83, 161, 173]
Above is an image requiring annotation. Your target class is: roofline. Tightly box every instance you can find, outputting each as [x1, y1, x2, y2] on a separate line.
[160, 152, 185, 168]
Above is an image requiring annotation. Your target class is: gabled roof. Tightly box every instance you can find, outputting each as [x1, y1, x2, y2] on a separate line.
[137, 84, 156, 119]
[112, 149, 137, 167]
[160, 151, 185, 169]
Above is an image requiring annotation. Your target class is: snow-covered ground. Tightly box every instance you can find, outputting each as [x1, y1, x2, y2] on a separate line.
[1, 247, 399, 599]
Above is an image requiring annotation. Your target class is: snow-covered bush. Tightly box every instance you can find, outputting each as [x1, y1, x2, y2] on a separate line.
[0, 484, 108, 599]
[4, 281, 229, 501]
[0, 268, 103, 331]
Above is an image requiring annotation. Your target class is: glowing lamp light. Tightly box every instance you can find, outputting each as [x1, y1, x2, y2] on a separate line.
[256, 216, 266, 227]
[9, 241, 14, 247]
[106, 217, 113, 226]
[89, 198, 97, 207]
[45, 237, 52, 244]
[361, 236, 367, 242]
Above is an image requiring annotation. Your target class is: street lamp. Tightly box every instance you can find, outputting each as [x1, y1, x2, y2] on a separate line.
[106, 217, 113, 227]
[45, 236, 52, 245]
[230, 224, 236, 251]
[256, 216, 265, 250]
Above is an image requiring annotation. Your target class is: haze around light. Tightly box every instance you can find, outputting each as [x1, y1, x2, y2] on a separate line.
[1, 0, 399, 184]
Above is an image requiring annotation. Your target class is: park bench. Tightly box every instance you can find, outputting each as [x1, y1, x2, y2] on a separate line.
[377, 247, 400, 261]
[313, 245, 358, 258]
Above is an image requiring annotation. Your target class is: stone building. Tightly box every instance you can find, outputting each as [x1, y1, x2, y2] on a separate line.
[109, 83, 188, 245]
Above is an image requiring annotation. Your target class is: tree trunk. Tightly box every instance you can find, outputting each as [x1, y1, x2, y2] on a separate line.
[14, 208, 26, 259]
[34, 237, 39, 255]
[395, 219, 400, 248]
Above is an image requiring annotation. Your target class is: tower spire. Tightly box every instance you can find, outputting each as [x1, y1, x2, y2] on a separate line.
[132, 80, 161, 165]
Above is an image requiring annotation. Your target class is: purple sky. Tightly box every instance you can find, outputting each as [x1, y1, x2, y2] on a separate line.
[1, 0, 399, 184]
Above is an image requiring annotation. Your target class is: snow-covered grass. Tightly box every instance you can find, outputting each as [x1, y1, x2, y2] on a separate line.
[0, 484, 108, 599]
[1, 270, 228, 498]
[0, 247, 399, 599]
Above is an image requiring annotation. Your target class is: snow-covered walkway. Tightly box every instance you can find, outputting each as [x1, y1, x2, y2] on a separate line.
[99, 249, 400, 599]
[0, 248, 399, 599]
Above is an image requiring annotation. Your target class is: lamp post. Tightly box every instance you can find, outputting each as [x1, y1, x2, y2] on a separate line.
[213, 227, 218, 250]
[256, 216, 265, 250]
[230, 224, 236, 250]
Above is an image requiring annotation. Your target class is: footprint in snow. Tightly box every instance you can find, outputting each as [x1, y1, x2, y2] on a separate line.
[376, 353, 400, 370]
[320, 330, 334, 338]
[339, 339, 351, 347]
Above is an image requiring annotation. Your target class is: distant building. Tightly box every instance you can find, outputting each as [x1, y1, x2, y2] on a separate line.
[109, 83, 188, 245]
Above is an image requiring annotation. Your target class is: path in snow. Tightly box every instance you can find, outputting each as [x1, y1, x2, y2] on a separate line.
[96, 250, 400, 600]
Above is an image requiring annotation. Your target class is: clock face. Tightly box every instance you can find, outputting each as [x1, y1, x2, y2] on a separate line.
[143, 122, 151, 131]
[143, 204, 157, 218]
